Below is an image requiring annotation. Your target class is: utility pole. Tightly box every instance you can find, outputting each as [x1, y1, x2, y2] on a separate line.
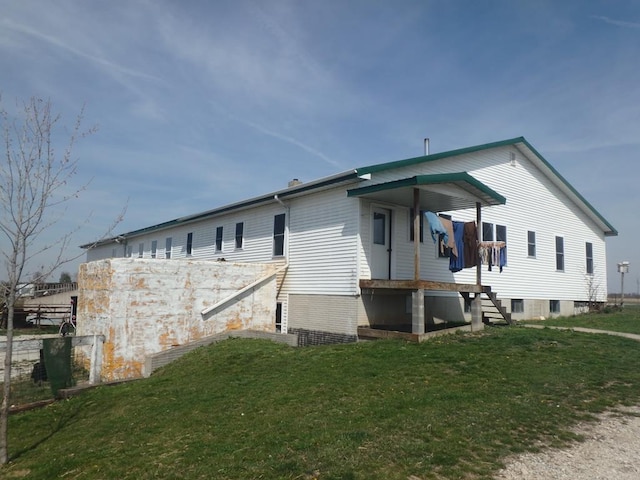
[618, 261, 630, 307]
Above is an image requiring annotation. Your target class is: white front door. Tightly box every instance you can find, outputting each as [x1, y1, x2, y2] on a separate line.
[371, 207, 392, 279]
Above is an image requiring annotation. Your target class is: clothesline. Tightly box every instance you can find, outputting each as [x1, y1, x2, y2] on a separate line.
[424, 211, 507, 273]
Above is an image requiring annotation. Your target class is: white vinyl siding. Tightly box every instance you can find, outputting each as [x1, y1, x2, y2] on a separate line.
[286, 188, 360, 295]
[362, 146, 608, 302]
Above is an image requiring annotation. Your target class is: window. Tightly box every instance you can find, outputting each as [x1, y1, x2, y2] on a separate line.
[215, 227, 223, 252]
[151, 240, 157, 259]
[527, 231, 536, 257]
[235, 222, 244, 249]
[496, 224, 507, 263]
[186, 232, 193, 256]
[482, 222, 494, 241]
[409, 209, 424, 243]
[585, 242, 593, 274]
[273, 214, 286, 257]
[555, 236, 564, 271]
[373, 213, 386, 245]
[511, 299, 524, 313]
[126, 245, 132, 258]
[165, 237, 172, 259]
[275, 302, 282, 333]
[464, 298, 472, 313]
[550, 300, 560, 313]
[111, 248, 117, 258]
[138, 243, 144, 258]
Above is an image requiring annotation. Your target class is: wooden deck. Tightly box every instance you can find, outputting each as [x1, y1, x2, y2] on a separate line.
[359, 279, 488, 293]
[357, 325, 474, 343]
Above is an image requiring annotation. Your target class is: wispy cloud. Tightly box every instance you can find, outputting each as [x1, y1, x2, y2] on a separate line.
[238, 116, 341, 168]
[591, 15, 640, 29]
[1, 19, 161, 83]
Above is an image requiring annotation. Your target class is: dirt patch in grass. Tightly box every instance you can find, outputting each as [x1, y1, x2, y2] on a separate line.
[496, 405, 640, 479]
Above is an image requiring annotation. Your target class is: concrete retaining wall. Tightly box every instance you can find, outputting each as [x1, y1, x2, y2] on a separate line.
[78, 258, 279, 381]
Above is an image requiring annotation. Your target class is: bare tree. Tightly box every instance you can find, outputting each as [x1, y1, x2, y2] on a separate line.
[0, 96, 122, 464]
[585, 268, 603, 313]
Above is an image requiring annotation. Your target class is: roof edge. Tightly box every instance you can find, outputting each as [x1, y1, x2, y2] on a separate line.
[356, 137, 526, 175]
[517, 138, 618, 236]
[81, 169, 360, 249]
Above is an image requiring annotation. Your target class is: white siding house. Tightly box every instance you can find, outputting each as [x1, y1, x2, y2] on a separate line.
[82, 137, 616, 345]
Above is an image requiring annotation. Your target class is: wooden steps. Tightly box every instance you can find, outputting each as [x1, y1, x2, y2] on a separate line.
[460, 289, 513, 325]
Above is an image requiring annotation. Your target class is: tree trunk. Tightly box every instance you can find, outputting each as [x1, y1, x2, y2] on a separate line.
[0, 286, 15, 464]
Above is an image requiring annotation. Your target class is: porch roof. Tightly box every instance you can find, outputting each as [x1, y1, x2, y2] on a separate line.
[346, 172, 506, 211]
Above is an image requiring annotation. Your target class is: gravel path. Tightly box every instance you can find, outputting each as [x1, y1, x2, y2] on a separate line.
[495, 405, 640, 479]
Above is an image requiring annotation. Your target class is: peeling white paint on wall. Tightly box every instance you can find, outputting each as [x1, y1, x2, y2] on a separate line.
[77, 258, 278, 381]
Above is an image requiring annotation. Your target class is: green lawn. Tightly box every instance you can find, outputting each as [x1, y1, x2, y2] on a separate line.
[4, 319, 640, 479]
[525, 305, 640, 334]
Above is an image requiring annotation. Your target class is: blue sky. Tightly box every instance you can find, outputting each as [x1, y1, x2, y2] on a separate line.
[1, 0, 638, 294]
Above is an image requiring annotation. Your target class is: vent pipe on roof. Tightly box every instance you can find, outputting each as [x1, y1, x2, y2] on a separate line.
[424, 138, 430, 155]
[288, 178, 302, 187]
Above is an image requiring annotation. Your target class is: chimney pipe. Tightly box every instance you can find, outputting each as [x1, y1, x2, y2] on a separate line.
[424, 138, 430, 155]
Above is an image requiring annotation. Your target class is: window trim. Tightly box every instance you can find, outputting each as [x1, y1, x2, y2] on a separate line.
[555, 236, 564, 271]
[273, 213, 286, 257]
[527, 231, 536, 257]
[186, 232, 193, 256]
[482, 222, 494, 241]
[511, 298, 524, 313]
[215, 226, 223, 253]
[165, 237, 172, 259]
[585, 242, 594, 275]
[235, 222, 244, 249]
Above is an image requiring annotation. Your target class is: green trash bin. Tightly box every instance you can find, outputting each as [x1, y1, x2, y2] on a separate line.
[43, 337, 75, 396]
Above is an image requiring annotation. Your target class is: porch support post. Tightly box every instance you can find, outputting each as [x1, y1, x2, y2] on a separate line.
[412, 289, 425, 334]
[476, 202, 482, 286]
[413, 188, 421, 281]
[473, 202, 484, 331]
[471, 293, 484, 331]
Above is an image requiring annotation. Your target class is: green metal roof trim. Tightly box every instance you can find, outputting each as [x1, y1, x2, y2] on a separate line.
[356, 136, 617, 236]
[356, 137, 526, 175]
[347, 172, 506, 206]
[81, 170, 361, 248]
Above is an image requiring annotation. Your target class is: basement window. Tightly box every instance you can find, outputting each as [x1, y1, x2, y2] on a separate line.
[511, 299, 524, 313]
[550, 300, 560, 313]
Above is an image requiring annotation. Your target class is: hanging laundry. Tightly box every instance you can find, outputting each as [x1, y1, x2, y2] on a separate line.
[439, 217, 458, 258]
[424, 211, 448, 245]
[463, 222, 478, 268]
[449, 221, 465, 272]
[479, 241, 506, 272]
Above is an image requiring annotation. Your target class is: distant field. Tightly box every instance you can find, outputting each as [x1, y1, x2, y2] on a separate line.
[608, 296, 640, 305]
[526, 305, 640, 334]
